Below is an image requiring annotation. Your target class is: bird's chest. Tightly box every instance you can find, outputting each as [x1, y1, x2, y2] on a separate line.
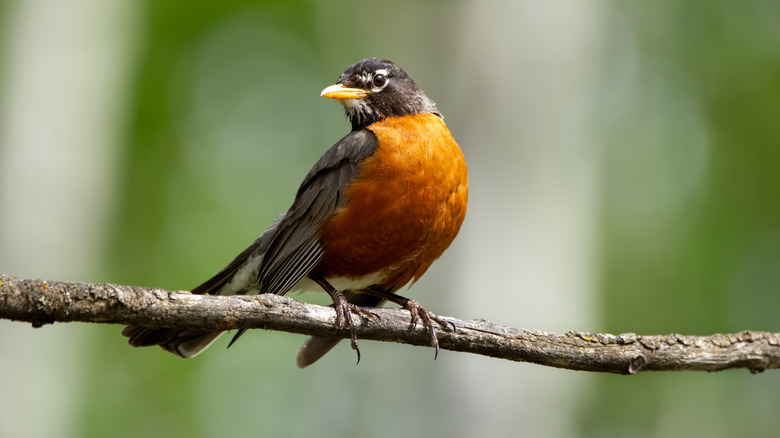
[316, 114, 468, 287]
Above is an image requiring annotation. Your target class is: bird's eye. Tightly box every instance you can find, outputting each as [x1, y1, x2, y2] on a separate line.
[372, 74, 388, 88]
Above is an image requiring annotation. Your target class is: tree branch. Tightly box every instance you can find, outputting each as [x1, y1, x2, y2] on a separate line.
[1, 274, 778, 374]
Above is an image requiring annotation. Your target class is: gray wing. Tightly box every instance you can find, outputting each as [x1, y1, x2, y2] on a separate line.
[123, 130, 379, 355]
[189, 214, 283, 296]
[258, 129, 379, 295]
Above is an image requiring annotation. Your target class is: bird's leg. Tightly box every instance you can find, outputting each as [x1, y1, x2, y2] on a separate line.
[310, 274, 378, 364]
[362, 288, 454, 360]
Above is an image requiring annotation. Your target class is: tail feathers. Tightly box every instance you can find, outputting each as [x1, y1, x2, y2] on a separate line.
[295, 291, 385, 368]
[120, 215, 284, 358]
[122, 325, 224, 358]
[296, 336, 342, 368]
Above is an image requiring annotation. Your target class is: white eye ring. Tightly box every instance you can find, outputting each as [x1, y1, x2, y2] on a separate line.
[370, 69, 390, 91]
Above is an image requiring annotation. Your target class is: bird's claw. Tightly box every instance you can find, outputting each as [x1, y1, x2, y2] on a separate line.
[403, 299, 454, 360]
[331, 291, 379, 365]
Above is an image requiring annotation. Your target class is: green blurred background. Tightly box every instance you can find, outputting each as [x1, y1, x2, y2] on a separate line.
[1, 1, 779, 437]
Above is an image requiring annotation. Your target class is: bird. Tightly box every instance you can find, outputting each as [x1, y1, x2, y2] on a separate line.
[122, 57, 468, 368]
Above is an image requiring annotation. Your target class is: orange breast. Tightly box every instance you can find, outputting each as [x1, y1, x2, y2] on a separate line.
[313, 113, 468, 291]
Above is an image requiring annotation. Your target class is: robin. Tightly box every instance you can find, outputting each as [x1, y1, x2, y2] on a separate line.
[123, 57, 468, 368]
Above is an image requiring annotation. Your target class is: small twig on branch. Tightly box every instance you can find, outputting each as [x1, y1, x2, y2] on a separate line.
[1, 274, 778, 374]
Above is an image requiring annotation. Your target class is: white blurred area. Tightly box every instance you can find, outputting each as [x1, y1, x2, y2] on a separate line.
[0, 1, 139, 437]
[446, 2, 603, 436]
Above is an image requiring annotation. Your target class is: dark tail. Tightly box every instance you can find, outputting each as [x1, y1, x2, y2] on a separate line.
[121, 219, 281, 358]
[122, 325, 224, 358]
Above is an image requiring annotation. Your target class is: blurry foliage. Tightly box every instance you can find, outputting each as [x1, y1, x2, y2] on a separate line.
[599, 1, 780, 335]
[108, 0, 330, 290]
[11, 0, 777, 437]
[584, 2, 780, 437]
[91, 1, 344, 436]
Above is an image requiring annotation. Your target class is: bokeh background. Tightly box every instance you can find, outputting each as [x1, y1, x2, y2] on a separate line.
[2, 1, 779, 437]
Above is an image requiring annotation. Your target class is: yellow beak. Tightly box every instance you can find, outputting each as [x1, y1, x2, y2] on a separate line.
[320, 84, 370, 100]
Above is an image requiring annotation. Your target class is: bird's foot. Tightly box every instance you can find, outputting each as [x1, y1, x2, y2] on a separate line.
[402, 299, 455, 360]
[330, 290, 379, 364]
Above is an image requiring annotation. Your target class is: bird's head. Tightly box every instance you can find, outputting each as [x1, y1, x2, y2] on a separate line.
[321, 58, 440, 130]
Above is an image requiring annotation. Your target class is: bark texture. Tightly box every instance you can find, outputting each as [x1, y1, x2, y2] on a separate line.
[2, 274, 778, 374]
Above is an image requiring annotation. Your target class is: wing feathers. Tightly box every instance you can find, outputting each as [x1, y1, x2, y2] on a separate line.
[258, 130, 379, 295]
